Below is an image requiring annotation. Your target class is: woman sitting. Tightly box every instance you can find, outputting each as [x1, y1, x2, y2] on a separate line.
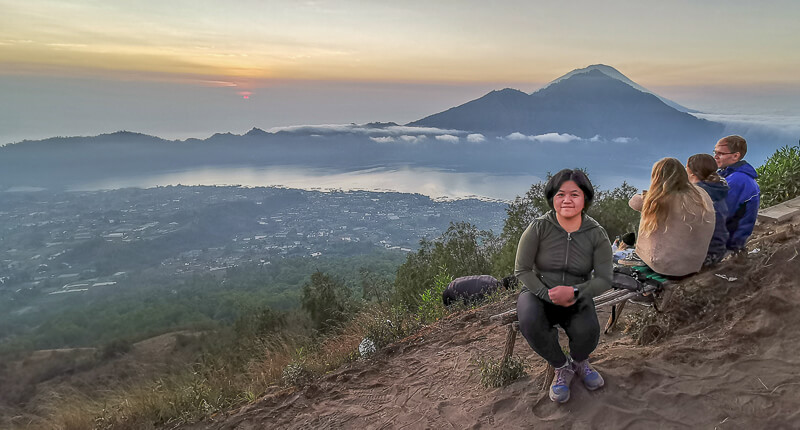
[515, 169, 612, 404]
[629, 157, 715, 277]
[686, 153, 730, 266]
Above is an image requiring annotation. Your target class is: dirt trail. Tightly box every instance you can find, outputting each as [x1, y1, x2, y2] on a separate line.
[193, 217, 800, 430]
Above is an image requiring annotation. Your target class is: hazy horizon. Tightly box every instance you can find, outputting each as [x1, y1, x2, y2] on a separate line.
[2, 1, 799, 145]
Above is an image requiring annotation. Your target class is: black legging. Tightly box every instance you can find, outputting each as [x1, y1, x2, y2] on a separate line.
[517, 290, 600, 367]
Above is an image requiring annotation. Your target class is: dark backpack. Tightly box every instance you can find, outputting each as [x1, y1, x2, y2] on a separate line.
[612, 266, 665, 295]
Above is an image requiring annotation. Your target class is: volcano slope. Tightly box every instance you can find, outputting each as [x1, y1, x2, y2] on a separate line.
[190, 215, 800, 430]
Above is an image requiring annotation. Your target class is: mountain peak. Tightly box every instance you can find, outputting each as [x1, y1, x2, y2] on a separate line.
[245, 127, 268, 137]
[542, 65, 697, 113]
[408, 65, 721, 140]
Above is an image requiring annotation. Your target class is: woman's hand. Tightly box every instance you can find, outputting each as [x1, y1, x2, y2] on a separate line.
[548, 285, 577, 307]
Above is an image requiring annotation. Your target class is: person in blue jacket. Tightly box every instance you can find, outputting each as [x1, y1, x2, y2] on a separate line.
[714, 135, 760, 252]
[687, 153, 730, 266]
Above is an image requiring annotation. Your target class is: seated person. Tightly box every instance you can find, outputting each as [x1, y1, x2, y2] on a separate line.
[611, 232, 636, 264]
[714, 135, 760, 252]
[515, 169, 612, 404]
[441, 274, 512, 306]
[629, 158, 715, 277]
[686, 153, 730, 266]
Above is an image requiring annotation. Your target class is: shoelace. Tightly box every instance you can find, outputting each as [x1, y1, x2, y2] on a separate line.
[576, 361, 594, 377]
[554, 367, 572, 385]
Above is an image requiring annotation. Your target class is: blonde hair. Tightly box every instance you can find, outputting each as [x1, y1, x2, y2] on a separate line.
[641, 157, 712, 236]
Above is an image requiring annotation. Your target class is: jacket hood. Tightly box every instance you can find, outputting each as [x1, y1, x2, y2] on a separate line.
[542, 210, 601, 233]
[697, 180, 729, 201]
[720, 160, 758, 179]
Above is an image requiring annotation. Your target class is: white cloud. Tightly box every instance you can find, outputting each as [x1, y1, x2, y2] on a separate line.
[589, 135, 602, 142]
[466, 133, 486, 143]
[531, 133, 581, 143]
[692, 113, 800, 137]
[400, 135, 427, 143]
[505, 132, 581, 143]
[265, 123, 466, 141]
[435, 134, 459, 143]
[612, 137, 633, 143]
[386, 125, 463, 136]
[370, 136, 395, 143]
[267, 123, 356, 134]
[506, 132, 529, 140]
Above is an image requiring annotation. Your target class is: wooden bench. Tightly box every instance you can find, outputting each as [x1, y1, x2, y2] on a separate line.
[489, 282, 674, 390]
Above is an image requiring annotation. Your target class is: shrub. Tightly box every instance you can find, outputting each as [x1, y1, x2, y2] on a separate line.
[359, 305, 422, 349]
[757, 144, 800, 207]
[394, 222, 493, 307]
[416, 267, 452, 324]
[282, 355, 312, 387]
[475, 355, 527, 388]
[587, 181, 640, 239]
[301, 271, 356, 331]
[98, 338, 133, 360]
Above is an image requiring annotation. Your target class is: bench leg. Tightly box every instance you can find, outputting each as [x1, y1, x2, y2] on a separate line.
[655, 284, 675, 312]
[540, 363, 555, 391]
[500, 322, 518, 367]
[604, 301, 626, 334]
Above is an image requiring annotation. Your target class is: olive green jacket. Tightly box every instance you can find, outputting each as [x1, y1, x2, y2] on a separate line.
[514, 211, 613, 303]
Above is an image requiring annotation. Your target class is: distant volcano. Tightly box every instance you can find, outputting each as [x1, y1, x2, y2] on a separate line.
[409, 65, 722, 141]
[541, 64, 698, 113]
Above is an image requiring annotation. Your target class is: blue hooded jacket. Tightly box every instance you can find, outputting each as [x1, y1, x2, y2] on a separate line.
[697, 180, 730, 264]
[718, 160, 760, 251]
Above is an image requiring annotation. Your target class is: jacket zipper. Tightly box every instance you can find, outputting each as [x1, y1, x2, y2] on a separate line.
[562, 232, 572, 284]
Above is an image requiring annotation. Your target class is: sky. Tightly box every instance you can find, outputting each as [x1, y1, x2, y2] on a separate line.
[2, 0, 799, 144]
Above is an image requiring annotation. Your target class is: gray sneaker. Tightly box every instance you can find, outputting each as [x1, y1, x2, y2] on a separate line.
[573, 359, 604, 391]
[549, 362, 575, 403]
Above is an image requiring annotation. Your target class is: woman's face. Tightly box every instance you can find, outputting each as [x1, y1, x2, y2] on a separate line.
[554, 180, 585, 219]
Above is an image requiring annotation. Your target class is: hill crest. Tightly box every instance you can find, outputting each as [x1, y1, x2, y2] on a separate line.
[197, 214, 800, 429]
[409, 68, 722, 140]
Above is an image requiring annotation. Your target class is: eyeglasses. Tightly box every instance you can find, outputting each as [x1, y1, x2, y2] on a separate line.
[712, 150, 735, 157]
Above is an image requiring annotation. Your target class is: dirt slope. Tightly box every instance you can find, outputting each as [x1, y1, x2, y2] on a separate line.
[191, 217, 800, 430]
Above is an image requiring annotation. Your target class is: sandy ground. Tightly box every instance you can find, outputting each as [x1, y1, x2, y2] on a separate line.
[190, 218, 800, 430]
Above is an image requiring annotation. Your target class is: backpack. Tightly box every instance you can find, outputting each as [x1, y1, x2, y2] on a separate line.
[612, 266, 668, 307]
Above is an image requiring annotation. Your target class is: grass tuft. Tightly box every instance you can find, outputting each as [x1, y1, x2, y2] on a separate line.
[475, 355, 527, 388]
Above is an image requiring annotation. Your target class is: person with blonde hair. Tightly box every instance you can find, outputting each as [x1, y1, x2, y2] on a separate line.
[687, 153, 730, 266]
[628, 157, 715, 276]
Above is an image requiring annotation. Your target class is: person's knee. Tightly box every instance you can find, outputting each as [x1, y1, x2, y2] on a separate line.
[517, 293, 551, 333]
[570, 321, 600, 349]
[567, 309, 600, 344]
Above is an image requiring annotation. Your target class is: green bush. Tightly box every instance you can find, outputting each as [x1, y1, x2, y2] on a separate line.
[475, 355, 527, 388]
[757, 144, 800, 207]
[393, 222, 493, 307]
[361, 305, 422, 349]
[301, 271, 356, 331]
[282, 348, 312, 387]
[416, 267, 452, 324]
[587, 181, 640, 239]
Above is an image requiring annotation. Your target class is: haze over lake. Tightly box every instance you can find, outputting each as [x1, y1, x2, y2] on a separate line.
[68, 166, 544, 201]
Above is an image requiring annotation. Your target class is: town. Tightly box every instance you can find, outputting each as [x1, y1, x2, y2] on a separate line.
[0, 185, 507, 298]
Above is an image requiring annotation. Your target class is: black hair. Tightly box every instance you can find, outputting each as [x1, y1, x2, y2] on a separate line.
[544, 169, 595, 211]
[621, 232, 636, 247]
